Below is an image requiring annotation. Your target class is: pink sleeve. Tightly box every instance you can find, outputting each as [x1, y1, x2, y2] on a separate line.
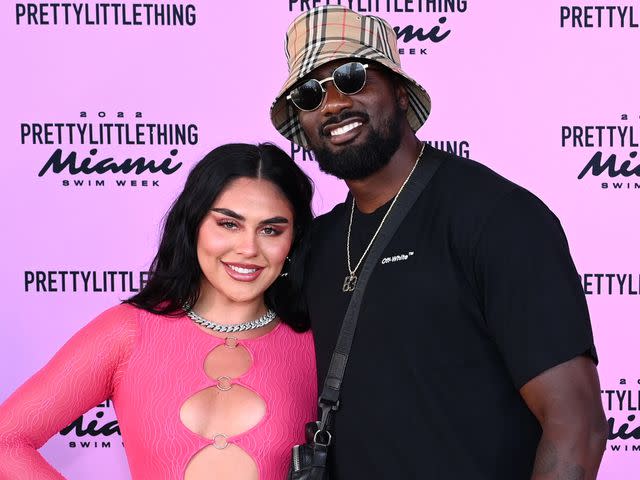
[0, 304, 138, 480]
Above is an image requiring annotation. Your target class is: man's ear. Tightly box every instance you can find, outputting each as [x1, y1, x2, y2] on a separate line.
[394, 78, 410, 112]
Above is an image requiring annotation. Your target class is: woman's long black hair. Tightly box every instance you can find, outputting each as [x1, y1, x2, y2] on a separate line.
[126, 143, 314, 332]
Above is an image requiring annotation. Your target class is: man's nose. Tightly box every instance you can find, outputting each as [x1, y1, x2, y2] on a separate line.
[320, 82, 353, 116]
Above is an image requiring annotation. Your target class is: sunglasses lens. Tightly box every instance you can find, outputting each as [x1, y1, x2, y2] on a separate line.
[334, 62, 367, 95]
[290, 80, 324, 111]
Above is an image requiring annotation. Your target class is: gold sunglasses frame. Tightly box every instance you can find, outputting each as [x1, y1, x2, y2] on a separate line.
[286, 62, 369, 112]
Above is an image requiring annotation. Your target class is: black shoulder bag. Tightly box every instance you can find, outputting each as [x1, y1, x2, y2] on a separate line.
[288, 147, 443, 480]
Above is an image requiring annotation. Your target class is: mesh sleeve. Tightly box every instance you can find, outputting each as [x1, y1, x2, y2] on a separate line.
[0, 304, 138, 479]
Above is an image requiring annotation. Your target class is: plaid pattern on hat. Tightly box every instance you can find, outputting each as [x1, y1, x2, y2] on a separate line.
[270, 5, 431, 149]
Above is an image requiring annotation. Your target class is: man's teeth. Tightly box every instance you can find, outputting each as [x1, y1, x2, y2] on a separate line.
[330, 121, 362, 136]
[229, 265, 258, 274]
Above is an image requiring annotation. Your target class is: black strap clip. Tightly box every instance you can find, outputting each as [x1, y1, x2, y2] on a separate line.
[317, 398, 340, 440]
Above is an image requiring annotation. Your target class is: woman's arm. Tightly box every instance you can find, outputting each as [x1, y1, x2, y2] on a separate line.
[0, 305, 138, 479]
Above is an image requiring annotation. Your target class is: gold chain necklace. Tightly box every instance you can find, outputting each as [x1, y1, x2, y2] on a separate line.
[343, 143, 425, 292]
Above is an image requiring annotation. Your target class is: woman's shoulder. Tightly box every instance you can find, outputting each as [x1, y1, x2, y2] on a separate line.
[75, 303, 143, 350]
[89, 302, 141, 327]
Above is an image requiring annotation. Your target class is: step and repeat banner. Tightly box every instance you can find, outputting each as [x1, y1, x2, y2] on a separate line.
[1, 1, 638, 478]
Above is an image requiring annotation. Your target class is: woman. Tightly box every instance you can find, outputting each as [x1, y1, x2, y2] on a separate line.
[0, 143, 317, 479]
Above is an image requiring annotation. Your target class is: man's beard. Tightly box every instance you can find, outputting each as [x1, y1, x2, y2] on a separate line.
[310, 107, 403, 180]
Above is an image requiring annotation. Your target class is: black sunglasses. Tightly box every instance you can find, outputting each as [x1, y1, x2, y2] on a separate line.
[287, 62, 369, 112]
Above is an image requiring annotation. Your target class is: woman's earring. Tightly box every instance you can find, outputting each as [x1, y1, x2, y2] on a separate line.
[279, 256, 291, 277]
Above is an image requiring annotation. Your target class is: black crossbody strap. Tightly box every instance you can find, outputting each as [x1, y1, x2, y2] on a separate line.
[318, 146, 443, 417]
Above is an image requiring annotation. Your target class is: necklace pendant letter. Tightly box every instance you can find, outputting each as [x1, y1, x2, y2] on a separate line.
[342, 274, 357, 292]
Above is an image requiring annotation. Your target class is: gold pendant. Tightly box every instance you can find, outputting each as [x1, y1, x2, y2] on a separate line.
[342, 274, 357, 292]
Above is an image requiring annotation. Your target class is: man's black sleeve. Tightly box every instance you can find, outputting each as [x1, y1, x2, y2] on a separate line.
[473, 187, 597, 389]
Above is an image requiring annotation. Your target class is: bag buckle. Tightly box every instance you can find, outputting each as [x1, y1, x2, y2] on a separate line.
[313, 428, 332, 447]
[314, 399, 339, 446]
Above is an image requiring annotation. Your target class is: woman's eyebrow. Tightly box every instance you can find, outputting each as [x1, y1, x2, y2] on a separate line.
[211, 209, 290, 225]
[260, 217, 289, 225]
[210, 208, 243, 220]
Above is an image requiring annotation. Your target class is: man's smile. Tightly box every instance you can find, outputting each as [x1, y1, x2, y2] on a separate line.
[329, 121, 362, 137]
[322, 115, 368, 145]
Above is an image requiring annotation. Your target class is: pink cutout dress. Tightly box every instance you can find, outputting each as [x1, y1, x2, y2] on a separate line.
[0, 304, 317, 479]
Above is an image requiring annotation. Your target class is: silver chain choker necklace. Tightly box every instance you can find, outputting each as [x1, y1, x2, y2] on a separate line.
[184, 306, 277, 333]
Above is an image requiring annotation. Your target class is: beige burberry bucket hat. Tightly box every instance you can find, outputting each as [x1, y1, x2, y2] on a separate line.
[270, 5, 431, 149]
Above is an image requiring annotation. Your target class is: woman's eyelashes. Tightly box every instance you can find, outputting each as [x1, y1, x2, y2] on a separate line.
[260, 225, 284, 236]
[217, 220, 239, 230]
[216, 220, 284, 236]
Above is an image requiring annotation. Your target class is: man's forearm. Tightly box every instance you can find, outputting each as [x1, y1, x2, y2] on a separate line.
[530, 428, 607, 480]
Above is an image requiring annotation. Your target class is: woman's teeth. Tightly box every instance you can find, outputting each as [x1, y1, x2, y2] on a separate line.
[229, 265, 258, 274]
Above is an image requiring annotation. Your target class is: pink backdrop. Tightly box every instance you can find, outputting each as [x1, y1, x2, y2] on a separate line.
[1, 1, 638, 477]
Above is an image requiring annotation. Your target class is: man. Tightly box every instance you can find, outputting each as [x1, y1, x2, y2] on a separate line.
[270, 6, 607, 479]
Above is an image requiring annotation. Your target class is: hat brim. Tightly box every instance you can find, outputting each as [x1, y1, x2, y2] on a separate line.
[270, 40, 431, 149]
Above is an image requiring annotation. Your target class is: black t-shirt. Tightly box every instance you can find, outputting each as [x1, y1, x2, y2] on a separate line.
[305, 145, 597, 480]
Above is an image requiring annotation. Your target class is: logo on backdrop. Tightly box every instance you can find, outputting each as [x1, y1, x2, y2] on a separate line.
[291, 139, 471, 162]
[15, 3, 197, 26]
[579, 273, 640, 296]
[560, 5, 639, 29]
[24, 270, 150, 293]
[60, 400, 122, 449]
[287, 0, 469, 56]
[20, 111, 198, 189]
[602, 379, 640, 454]
[425, 140, 470, 158]
[561, 114, 640, 191]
